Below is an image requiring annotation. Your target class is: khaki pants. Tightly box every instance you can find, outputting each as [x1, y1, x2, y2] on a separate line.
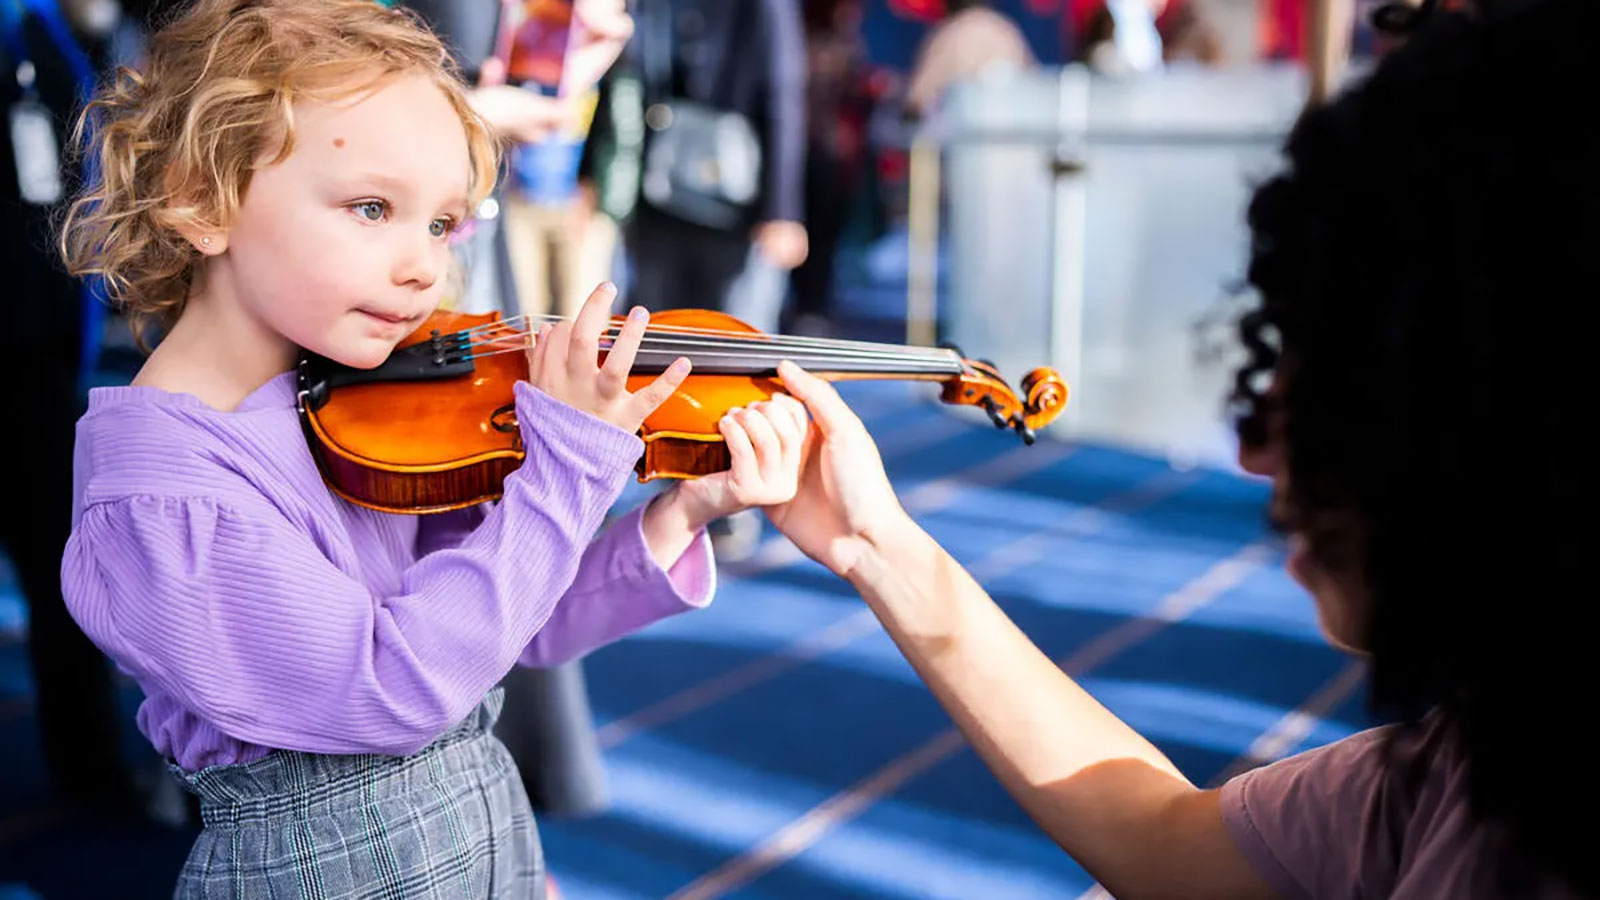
[501, 193, 619, 320]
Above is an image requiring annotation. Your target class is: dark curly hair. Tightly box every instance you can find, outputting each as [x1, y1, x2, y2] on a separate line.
[1233, 0, 1594, 892]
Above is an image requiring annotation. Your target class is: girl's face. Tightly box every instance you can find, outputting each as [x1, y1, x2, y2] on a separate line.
[204, 72, 474, 370]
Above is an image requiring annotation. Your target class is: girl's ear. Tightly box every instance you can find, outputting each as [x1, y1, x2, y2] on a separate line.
[176, 222, 229, 256]
[161, 192, 232, 256]
[160, 161, 233, 256]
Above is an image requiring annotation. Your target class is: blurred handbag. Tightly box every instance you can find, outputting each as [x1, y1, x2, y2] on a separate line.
[636, 0, 761, 232]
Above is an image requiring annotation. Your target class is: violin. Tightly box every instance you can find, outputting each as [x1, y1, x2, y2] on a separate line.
[296, 308, 1069, 514]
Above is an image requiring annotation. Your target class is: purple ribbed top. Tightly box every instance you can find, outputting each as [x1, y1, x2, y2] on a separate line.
[62, 372, 712, 771]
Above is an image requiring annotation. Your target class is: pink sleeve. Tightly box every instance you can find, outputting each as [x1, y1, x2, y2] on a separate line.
[1219, 727, 1403, 900]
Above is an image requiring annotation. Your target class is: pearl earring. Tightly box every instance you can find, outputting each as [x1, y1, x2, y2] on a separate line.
[202, 237, 212, 247]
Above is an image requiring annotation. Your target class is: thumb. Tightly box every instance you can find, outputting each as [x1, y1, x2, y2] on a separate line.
[777, 361, 859, 436]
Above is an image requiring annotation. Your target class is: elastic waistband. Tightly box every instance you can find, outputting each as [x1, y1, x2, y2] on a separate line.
[172, 689, 506, 827]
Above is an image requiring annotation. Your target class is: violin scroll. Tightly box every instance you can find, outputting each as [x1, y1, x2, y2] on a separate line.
[1020, 368, 1070, 431]
[940, 360, 1070, 445]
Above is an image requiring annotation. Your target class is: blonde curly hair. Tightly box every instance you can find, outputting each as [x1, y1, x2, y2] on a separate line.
[59, 0, 501, 340]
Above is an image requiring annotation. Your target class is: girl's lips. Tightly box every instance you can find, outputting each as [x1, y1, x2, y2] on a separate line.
[357, 308, 422, 329]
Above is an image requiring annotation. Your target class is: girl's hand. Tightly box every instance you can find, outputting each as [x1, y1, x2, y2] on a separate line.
[674, 395, 810, 528]
[526, 283, 689, 433]
[763, 361, 914, 577]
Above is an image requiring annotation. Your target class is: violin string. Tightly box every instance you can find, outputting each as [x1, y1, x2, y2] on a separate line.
[454, 313, 952, 357]
[460, 341, 966, 373]
[451, 325, 953, 360]
[454, 331, 960, 366]
[459, 322, 953, 360]
[593, 335, 954, 364]
[455, 337, 965, 374]
[470, 339, 963, 370]
[458, 341, 960, 374]
[457, 322, 960, 364]
[457, 312, 877, 344]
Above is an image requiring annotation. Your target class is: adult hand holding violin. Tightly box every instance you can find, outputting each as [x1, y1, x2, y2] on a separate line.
[526, 283, 690, 433]
[764, 361, 917, 578]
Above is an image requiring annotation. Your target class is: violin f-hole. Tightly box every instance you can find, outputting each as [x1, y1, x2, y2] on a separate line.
[490, 404, 519, 434]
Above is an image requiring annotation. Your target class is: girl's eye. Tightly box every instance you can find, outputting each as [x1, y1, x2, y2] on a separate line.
[429, 217, 456, 238]
[352, 200, 388, 222]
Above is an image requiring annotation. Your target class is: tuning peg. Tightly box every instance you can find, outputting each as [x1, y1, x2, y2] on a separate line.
[1014, 419, 1036, 446]
[976, 395, 1007, 428]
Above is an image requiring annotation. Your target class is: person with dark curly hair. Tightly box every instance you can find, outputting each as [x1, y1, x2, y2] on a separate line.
[755, 0, 1595, 896]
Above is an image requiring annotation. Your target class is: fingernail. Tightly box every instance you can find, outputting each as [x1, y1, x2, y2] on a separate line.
[601, 281, 616, 293]
[629, 306, 648, 323]
[670, 358, 690, 375]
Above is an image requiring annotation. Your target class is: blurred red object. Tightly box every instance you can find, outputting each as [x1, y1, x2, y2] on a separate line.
[895, 0, 1068, 19]
[1067, 0, 1099, 35]
[1259, 0, 1308, 60]
[888, 0, 944, 21]
[878, 148, 909, 183]
[865, 65, 899, 98]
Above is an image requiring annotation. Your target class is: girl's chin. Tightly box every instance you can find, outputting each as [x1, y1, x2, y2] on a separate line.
[1285, 532, 1314, 588]
[310, 336, 401, 371]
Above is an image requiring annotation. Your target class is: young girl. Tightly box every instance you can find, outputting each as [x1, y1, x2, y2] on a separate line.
[56, 0, 807, 896]
[770, 0, 1593, 896]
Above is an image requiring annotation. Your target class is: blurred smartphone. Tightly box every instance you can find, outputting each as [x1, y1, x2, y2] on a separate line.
[496, 0, 577, 97]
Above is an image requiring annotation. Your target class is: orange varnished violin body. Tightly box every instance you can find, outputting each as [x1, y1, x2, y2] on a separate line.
[297, 308, 1068, 514]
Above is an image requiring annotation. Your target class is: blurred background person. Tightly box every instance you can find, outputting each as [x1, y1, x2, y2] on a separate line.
[621, 0, 808, 332]
[902, 0, 1034, 120]
[1080, 0, 1165, 73]
[788, 0, 872, 336]
[1078, 0, 1222, 73]
[1, 0, 186, 828]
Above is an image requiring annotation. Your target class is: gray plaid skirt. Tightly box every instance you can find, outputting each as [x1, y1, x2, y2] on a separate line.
[169, 689, 544, 899]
